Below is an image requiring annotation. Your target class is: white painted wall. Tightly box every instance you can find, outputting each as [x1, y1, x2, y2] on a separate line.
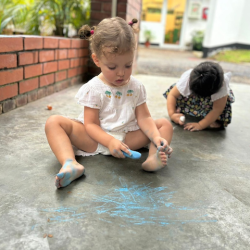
[180, 0, 210, 48]
[203, 0, 250, 48]
[139, 21, 164, 45]
[238, 0, 250, 44]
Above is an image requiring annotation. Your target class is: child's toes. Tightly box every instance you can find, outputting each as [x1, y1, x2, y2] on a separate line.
[55, 176, 61, 188]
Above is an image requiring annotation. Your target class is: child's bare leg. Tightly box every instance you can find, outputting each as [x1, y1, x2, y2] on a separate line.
[125, 118, 173, 171]
[45, 115, 97, 188]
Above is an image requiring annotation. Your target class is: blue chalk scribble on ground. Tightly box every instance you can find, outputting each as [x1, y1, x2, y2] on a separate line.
[40, 177, 216, 226]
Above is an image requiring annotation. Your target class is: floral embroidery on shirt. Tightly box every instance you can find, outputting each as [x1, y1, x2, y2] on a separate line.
[127, 90, 134, 96]
[105, 91, 112, 98]
[115, 91, 122, 99]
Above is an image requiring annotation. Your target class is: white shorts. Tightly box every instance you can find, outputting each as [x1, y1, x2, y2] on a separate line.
[73, 131, 127, 157]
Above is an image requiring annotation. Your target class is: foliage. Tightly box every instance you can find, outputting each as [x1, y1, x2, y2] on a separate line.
[144, 30, 155, 42]
[191, 30, 204, 51]
[210, 50, 250, 63]
[0, 0, 90, 37]
[0, 0, 30, 34]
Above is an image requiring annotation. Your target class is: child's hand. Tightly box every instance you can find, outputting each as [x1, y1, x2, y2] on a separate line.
[108, 138, 130, 158]
[184, 122, 202, 132]
[171, 113, 185, 126]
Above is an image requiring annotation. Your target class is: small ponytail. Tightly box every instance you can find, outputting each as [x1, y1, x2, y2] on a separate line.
[128, 18, 138, 27]
[78, 25, 96, 40]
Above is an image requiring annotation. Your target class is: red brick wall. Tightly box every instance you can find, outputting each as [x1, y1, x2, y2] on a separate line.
[0, 1, 142, 114]
[0, 36, 89, 114]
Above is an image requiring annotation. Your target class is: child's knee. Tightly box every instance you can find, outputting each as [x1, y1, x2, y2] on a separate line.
[45, 115, 61, 132]
[161, 118, 173, 131]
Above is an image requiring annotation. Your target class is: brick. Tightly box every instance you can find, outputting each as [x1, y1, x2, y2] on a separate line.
[0, 54, 17, 69]
[24, 37, 43, 50]
[40, 73, 55, 87]
[118, 14, 126, 20]
[70, 58, 80, 68]
[68, 68, 78, 78]
[80, 57, 89, 66]
[54, 80, 70, 92]
[39, 50, 55, 62]
[0, 68, 23, 86]
[91, 12, 111, 21]
[71, 39, 84, 48]
[16, 94, 28, 107]
[43, 61, 58, 74]
[55, 71, 67, 82]
[47, 85, 54, 95]
[79, 49, 89, 57]
[78, 66, 87, 75]
[68, 49, 78, 58]
[70, 76, 82, 86]
[82, 40, 89, 48]
[19, 77, 39, 94]
[59, 39, 71, 48]
[27, 90, 38, 102]
[92, 2, 102, 11]
[55, 49, 68, 60]
[103, 3, 111, 12]
[37, 88, 47, 99]
[0, 37, 23, 53]
[117, 3, 127, 12]
[44, 37, 59, 49]
[58, 60, 70, 70]
[2, 99, 16, 113]
[24, 64, 43, 78]
[0, 83, 18, 101]
[19, 51, 38, 66]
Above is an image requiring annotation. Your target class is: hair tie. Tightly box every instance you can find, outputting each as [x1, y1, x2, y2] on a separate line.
[128, 19, 138, 27]
[90, 30, 94, 35]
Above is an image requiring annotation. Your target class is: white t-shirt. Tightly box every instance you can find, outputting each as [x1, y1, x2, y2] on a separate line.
[75, 75, 147, 133]
[176, 69, 232, 102]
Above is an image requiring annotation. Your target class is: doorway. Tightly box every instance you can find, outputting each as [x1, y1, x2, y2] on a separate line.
[140, 0, 187, 48]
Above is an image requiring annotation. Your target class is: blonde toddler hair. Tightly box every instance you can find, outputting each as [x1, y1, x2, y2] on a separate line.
[78, 17, 138, 58]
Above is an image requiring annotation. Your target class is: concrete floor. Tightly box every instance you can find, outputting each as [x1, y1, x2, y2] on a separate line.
[0, 74, 250, 250]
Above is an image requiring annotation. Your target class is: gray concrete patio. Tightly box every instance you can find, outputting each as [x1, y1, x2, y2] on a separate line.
[0, 74, 250, 250]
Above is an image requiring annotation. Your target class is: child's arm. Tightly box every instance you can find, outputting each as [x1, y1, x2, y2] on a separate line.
[135, 103, 169, 149]
[84, 107, 131, 158]
[184, 96, 228, 131]
[167, 86, 185, 125]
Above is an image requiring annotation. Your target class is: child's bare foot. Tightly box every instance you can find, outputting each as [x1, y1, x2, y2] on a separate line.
[209, 121, 222, 128]
[142, 147, 167, 172]
[55, 159, 85, 188]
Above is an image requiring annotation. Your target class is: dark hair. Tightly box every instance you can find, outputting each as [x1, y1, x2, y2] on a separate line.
[189, 62, 224, 97]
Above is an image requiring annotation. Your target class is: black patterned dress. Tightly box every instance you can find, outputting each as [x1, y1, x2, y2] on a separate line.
[163, 70, 235, 127]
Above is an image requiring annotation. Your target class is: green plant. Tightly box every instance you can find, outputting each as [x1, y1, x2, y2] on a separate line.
[144, 30, 154, 42]
[0, 0, 30, 34]
[0, 0, 90, 36]
[26, 0, 90, 36]
[191, 30, 204, 51]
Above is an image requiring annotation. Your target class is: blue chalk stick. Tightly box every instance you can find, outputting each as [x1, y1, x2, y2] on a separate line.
[122, 149, 141, 159]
